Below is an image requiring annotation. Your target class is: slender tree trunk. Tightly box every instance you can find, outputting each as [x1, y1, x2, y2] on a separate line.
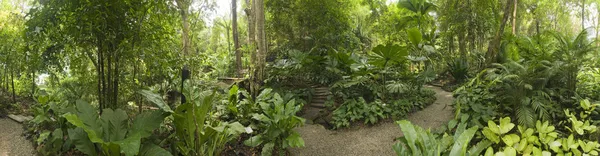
[448, 33, 454, 54]
[596, 8, 600, 46]
[31, 71, 35, 97]
[97, 39, 105, 112]
[512, 0, 518, 34]
[486, 0, 513, 65]
[11, 69, 16, 103]
[113, 46, 120, 109]
[582, 0, 585, 30]
[177, 0, 191, 104]
[0, 66, 4, 91]
[458, 33, 467, 61]
[245, 0, 256, 67]
[233, 0, 242, 77]
[178, 1, 191, 56]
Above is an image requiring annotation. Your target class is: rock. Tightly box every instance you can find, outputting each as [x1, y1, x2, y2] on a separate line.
[7, 114, 32, 123]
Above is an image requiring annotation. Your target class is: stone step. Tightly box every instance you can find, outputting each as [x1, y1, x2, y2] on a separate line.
[311, 99, 327, 104]
[314, 88, 329, 92]
[310, 103, 326, 108]
[8, 114, 33, 123]
[314, 93, 330, 97]
[312, 96, 328, 100]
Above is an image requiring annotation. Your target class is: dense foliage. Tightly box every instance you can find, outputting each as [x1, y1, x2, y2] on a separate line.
[1, 0, 599, 155]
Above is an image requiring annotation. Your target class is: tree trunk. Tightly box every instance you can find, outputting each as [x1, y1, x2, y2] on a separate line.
[582, 0, 585, 30]
[11, 69, 16, 103]
[1, 66, 4, 91]
[512, 0, 518, 34]
[458, 33, 467, 61]
[31, 71, 35, 97]
[97, 39, 105, 112]
[177, 0, 191, 104]
[250, 0, 266, 97]
[448, 33, 454, 54]
[233, 0, 242, 77]
[485, 0, 513, 65]
[245, 0, 256, 67]
[178, 0, 191, 56]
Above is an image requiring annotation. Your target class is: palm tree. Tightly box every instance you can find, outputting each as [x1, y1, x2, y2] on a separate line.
[549, 29, 596, 97]
[484, 60, 558, 127]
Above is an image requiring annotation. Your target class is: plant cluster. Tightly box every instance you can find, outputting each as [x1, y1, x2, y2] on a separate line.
[27, 81, 307, 156]
[393, 99, 600, 156]
[331, 88, 436, 129]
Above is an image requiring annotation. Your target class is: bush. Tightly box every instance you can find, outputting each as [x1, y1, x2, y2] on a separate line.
[243, 89, 305, 156]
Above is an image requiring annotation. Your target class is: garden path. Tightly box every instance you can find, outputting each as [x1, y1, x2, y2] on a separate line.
[0, 118, 34, 156]
[290, 86, 454, 156]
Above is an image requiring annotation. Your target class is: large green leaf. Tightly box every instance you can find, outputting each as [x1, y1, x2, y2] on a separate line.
[100, 109, 128, 142]
[407, 28, 422, 46]
[369, 43, 408, 68]
[285, 131, 304, 148]
[139, 142, 173, 156]
[73, 100, 102, 136]
[64, 113, 104, 143]
[138, 90, 173, 113]
[396, 120, 420, 154]
[131, 110, 168, 138]
[244, 135, 264, 147]
[114, 134, 142, 156]
[449, 126, 478, 156]
[261, 142, 275, 156]
[67, 128, 97, 156]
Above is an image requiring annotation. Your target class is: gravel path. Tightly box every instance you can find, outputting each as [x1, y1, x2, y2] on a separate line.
[290, 86, 454, 156]
[0, 118, 35, 156]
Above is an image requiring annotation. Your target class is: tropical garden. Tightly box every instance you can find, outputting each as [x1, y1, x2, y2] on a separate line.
[0, 0, 600, 155]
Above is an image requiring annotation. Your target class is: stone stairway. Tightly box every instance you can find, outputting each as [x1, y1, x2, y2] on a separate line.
[300, 85, 332, 126]
[309, 86, 330, 108]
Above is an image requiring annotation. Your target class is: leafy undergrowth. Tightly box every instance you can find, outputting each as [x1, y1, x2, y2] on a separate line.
[0, 90, 36, 117]
[331, 88, 437, 129]
[393, 100, 600, 155]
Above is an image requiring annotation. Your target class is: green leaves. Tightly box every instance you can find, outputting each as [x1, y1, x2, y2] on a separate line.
[245, 90, 305, 155]
[394, 120, 488, 156]
[369, 43, 408, 68]
[131, 110, 169, 138]
[449, 126, 478, 156]
[138, 90, 173, 113]
[64, 100, 169, 156]
[407, 28, 422, 46]
[499, 117, 515, 134]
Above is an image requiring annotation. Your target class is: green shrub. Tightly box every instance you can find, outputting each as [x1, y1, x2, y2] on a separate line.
[140, 85, 248, 156]
[331, 98, 390, 128]
[396, 100, 600, 156]
[447, 58, 469, 82]
[63, 100, 170, 156]
[243, 89, 305, 156]
[393, 119, 490, 155]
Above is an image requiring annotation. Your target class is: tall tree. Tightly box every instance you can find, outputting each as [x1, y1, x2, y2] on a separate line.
[512, 0, 518, 34]
[250, 0, 267, 97]
[232, 0, 242, 77]
[582, 0, 585, 30]
[486, 0, 513, 65]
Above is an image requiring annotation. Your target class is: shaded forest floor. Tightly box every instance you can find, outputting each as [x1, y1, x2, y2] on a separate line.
[290, 86, 454, 156]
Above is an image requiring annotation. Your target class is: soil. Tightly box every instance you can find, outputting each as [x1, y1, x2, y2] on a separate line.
[289, 86, 455, 156]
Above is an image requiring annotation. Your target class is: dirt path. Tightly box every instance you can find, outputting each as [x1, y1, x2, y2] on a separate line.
[290, 86, 454, 156]
[0, 118, 35, 156]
